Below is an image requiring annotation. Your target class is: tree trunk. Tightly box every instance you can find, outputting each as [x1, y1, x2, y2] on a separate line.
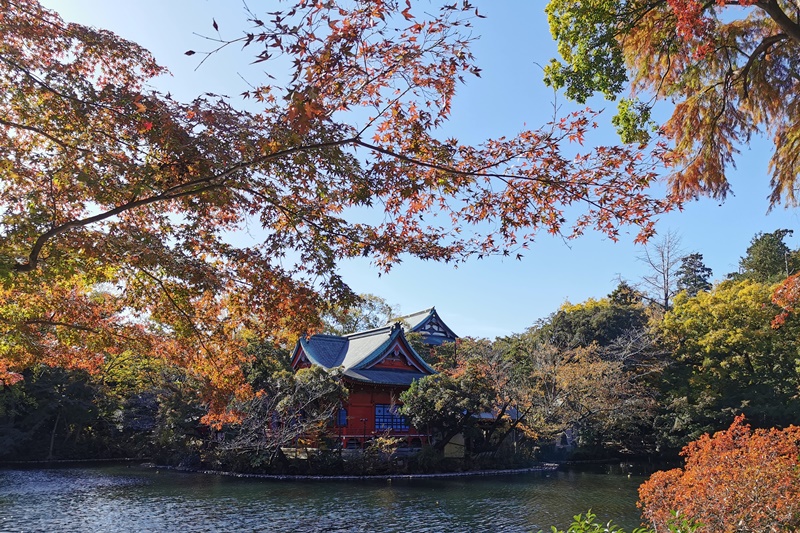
[48, 411, 61, 460]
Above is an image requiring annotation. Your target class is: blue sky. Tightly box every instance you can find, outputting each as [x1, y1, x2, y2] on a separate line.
[46, 1, 800, 339]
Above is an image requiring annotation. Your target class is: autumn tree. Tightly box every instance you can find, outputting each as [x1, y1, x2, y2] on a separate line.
[659, 279, 800, 446]
[771, 272, 800, 327]
[639, 416, 800, 533]
[505, 325, 661, 453]
[321, 294, 397, 336]
[676, 253, 712, 297]
[400, 337, 535, 454]
[527, 291, 664, 453]
[545, 0, 800, 204]
[1, 0, 672, 421]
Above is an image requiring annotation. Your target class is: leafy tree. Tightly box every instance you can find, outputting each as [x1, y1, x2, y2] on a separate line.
[400, 340, 501, 452]
[545, 0, 800, 204]
[1, 1, 672, 421]
[241, 341, 293, 390]
[0, 366, 103, 460]
[544, 288, 649, 348]
[406, 331, 459, 369]
[659, 280, 800, 446]
[771, 272, 800, 327]
[504, 330, 660, 453]
[149, 369, 208, 466]
[731, 229, 798, 283]
[676, 253, 712, 297]
[639, 416, 800, 533]
[528, 293, 662, 453]
[220, 366, 347, 470]
[321, 294, 397, 336]
[609, 280, 643, 306]
[401, 337, 539, 455]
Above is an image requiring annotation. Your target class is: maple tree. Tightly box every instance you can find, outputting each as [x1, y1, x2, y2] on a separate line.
[1, 0, 671, 422]
[546, 0, 800, 204]
[639, 415, 800, 532]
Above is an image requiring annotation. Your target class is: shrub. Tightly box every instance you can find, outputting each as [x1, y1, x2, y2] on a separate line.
[639, 415, 800, 532]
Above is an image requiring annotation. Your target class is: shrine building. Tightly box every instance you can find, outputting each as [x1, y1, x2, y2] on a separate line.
[290, 307, 457, 449]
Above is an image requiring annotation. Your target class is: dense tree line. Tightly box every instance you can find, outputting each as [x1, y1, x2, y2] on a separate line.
[5, 228, 798, 471]
[2, 1, 799, 528]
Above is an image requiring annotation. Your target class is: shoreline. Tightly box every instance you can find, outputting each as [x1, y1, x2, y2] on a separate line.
[143, 462, 561, 481]
[0, 457, 145, 467]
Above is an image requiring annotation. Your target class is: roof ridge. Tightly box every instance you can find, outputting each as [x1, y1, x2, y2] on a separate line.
[344, 324, 394, 339]
[307, 333, 348, 340]
[390, 307, 434, 321]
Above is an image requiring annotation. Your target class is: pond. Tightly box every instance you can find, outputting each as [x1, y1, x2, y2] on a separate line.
[0, 465, 648, 532]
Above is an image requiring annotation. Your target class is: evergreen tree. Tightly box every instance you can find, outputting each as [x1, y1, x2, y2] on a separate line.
[609, 280, 643, 306]
[676, 253, 712, 297]
[732, 230, 798, 283]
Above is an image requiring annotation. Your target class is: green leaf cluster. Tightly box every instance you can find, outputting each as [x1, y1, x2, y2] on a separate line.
[544, 0, 628, 103]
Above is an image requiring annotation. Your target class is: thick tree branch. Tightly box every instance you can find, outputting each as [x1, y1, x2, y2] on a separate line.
[12, 137, 356, 273]
[756, 0, 800, 43]
[738, 33, 788, 99]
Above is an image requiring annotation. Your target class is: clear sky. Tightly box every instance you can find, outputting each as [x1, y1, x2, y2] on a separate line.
[45, 1, 800, 339]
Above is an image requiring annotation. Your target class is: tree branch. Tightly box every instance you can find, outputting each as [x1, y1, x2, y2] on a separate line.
[738, 33, 788, 99]
[0, 117, 92, 153]
[756, 0, 800, 43]
[12, 137, 356, 273]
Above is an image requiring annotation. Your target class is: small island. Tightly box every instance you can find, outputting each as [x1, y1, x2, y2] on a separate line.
[2, 1, 800, 531]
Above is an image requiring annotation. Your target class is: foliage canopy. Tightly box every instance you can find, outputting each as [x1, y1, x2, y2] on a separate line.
[546, 0, 800, 204]
[0, 0, 672, 421]
[659, 279, 800, 444]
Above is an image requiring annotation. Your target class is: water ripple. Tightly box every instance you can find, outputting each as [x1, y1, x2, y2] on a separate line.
[0, 466, 645, 532]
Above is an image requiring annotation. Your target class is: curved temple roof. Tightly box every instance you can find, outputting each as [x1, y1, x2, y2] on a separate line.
[389, 307, 458, 346]
[292, 323, 435, 385]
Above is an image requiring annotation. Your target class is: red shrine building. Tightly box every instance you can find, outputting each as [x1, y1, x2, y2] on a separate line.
[290, 307, 457, 449]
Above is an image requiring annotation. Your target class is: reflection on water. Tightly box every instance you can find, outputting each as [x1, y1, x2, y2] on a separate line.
[0, 466, 646, 532]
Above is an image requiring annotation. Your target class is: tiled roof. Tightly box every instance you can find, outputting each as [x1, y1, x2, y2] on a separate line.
[389, 307, 458, 346]
[341, 326, 396, 370]
[299, 334, 348, 368]
[296, 324, 434, 384]
[391, 307, 434, 330]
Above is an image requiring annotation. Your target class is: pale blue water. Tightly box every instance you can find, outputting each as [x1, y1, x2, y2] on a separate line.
[0, 466, 646, 532]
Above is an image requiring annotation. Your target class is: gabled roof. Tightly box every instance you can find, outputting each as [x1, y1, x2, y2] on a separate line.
[291, 323, 435, 385]
[390, 307, 458, 346]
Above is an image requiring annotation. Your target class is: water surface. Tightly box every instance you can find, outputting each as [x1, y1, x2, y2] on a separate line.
[0, 465, 646, 532]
